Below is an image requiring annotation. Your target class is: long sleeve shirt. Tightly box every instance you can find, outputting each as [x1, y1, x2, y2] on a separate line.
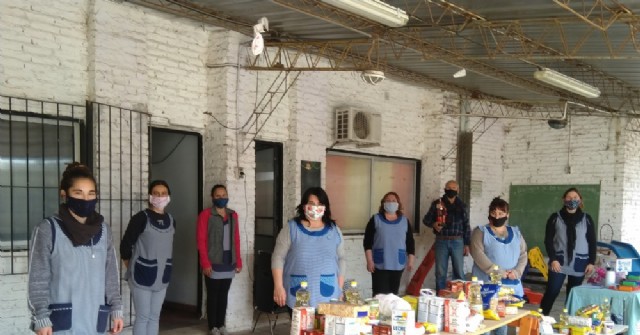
[120, 209, 175, 260]
[422, 196, 471, 246]
[470, 226, 528, 278]
[544, 208, 597, 265]
[362, 214, 415, 255]
[271, 221, 346, 275]
[196, 207, 243, 270]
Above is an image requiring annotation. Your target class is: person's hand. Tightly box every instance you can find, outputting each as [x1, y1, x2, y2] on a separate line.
[433, 222, 443, 232]
[274, 285, 287, 307]
[550, 260, 561, 273]
[366, 259, 375, 273]
[406, 261, 414, 273]
[111, 317, 124, 334]
[506, 270, 517, 280]
[235, 267, 242, 273]
[36, 326, 52, 335]
[463, 246, 470, 256]
[123, 259, 129, 269]
[203, 267, 213, 277]
[585, 264, 595, 276]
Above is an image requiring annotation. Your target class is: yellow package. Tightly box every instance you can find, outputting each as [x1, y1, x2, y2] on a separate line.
[507, 300, 524, 308]
[422, 322, 438, 334]
[483, 309, 500, 320]
[402, 295, 418, 311]
[529, 310, 543, 318]
[570, 326, 591, 335]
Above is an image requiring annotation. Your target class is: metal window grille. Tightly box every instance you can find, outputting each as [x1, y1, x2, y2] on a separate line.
[0, 95, 85, 274]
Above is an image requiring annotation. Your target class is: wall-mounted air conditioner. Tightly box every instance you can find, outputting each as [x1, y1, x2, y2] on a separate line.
[334, 107, 381, 146]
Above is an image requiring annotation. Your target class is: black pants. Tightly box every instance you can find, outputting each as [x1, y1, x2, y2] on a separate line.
[539, 270, 584, 315]
[204, 277, 233, 329]
[371, 269, 404, 296]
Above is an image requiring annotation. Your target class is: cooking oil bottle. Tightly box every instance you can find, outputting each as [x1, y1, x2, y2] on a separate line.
[295, 281, 310, 307]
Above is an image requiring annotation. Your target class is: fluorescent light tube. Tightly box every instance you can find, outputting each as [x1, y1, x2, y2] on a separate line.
[321, 0, 409, 27]
[533, 68, 601, 98]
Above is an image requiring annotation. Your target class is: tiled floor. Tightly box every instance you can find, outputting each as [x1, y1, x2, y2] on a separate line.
[157, 284, 567, 335]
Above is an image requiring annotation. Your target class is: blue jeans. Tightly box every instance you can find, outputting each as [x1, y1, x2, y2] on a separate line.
[540, 270, 584, 315]
[131, 286, 167, 335]
[434, 238, 465, 292]
[487, 325, 507, 335]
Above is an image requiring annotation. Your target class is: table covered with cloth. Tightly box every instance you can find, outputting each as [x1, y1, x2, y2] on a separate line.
[566, 284, 640, 335]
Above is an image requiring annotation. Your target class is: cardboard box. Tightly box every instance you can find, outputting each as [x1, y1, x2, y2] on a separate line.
[317, 302, 369, 318]
[444, 299, 469, 334]
[391, 309, 414, 335]
[372, 324, 392, 335]
[324, 315, 359, 335]
[291, 307, 316, 335]
[301, 331, 324, 335]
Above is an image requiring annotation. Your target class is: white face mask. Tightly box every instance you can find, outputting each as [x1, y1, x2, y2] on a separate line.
[384, 201, 399, 213]
[304, 205, 325, 221]
[149, 195, 170, 210]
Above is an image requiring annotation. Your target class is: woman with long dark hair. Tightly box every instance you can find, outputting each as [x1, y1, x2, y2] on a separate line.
[272, 187, 345, 309]
[539, 187, 597, 315]
[28, 162, 123, 335]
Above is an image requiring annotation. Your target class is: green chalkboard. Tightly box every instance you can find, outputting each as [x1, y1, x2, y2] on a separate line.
[508, 184, 600, 257]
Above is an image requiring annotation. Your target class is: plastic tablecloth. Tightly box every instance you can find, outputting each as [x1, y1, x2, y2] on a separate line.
[566, 285, 640, 335]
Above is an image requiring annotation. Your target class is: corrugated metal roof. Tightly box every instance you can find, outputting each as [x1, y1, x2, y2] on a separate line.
[129, 0, 640, 114]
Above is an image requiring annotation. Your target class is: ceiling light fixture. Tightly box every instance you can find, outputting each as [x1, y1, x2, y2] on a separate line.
[361, 70, 385, 85]
[453, 68, 466, 78]
[533, 68, 601, 99]
[320, 0, 409, 27]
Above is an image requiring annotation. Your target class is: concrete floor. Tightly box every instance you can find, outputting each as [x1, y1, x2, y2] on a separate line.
[155, 283, 567, 335]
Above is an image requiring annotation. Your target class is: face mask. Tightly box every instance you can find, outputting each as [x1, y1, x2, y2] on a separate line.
[490, 216, 508, 227]
[444, 189, 458, 198]
[384, 202, 399, 214]
[149, 195, 170, 210]
[565, 199, 581, 210]
[213, 198, 229, 208]
[66, 196, 98, 217]
[305, 205, 325, 221]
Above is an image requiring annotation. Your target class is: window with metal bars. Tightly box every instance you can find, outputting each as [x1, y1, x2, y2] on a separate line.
[0, 96, 84, 274]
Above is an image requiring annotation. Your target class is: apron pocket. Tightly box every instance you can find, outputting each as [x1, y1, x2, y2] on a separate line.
[49, 303, 72, 332]
[373, 249, 384, 264]
[573, 253, 589, 273]
[134, 257, 158, 287]
[320, 273, 336, 297]
[162, 258, 173, 284]
[398, 249, 407, 266]
[96, 304, 110, 333]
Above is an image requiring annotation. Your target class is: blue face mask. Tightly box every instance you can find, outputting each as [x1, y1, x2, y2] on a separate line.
[66, 196, 98, 217]
[213, 198, 229, 208]
[383, 202, 399, 214]
[564, 199, 581, 210]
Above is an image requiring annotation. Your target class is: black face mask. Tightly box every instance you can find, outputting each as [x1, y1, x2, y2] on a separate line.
[66, 197, 98, 217]
[489, 216, 508, 227]
[444, 189, 458, 198]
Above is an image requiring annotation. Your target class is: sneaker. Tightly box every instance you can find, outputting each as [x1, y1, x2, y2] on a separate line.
[219, 326, 229, 335]
[210, 327, 220, 335]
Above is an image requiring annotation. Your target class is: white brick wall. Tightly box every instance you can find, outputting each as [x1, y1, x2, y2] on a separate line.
[4, 0, 640, 333]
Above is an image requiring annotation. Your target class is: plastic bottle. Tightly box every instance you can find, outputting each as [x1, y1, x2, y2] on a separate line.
[469, 277, 484, 316]
[295, 281, 310, 307]
[345, 280, 361, 304]
[436, 199, 447, 225]
[601, 298, 611, 321]
[558, 308, 570, 334]
[489, 265, 502, 284]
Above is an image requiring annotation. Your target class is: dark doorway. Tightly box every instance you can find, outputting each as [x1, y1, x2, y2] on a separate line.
[253, 141, 284, 323]
[254, 141, 283, 252]
[150, 128, 202, 312]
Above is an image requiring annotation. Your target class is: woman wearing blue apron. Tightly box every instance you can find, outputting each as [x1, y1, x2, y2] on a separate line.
[470, 197, 528, 335]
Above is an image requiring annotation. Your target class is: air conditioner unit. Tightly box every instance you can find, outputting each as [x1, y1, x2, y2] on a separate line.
[334, 107, 381, 146]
